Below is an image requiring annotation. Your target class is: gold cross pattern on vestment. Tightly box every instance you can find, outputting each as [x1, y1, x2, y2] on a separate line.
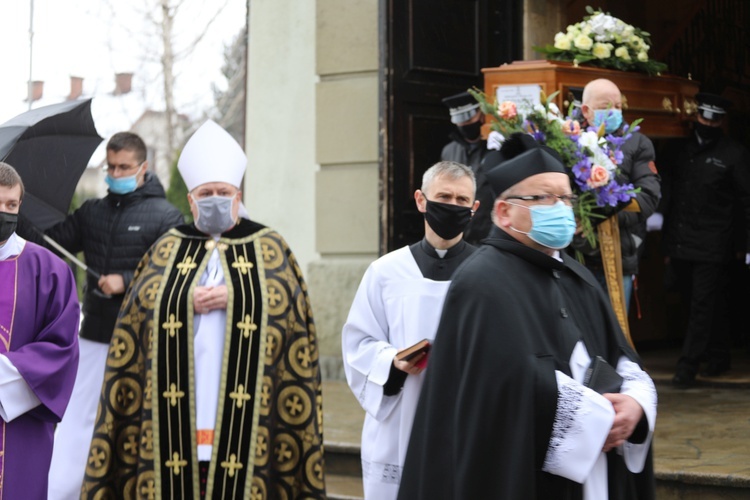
[163, 314, 183, 337]
[163, 382, 185, 406]
[229, 384, 252, 408]
[176, 256, 198, 275]
[140, 480, 156, 500]
[165, 451, 188, 475]
[237, 315, 257, 338]
[231, 255, 254, 274]
[221, 453, 243, 477]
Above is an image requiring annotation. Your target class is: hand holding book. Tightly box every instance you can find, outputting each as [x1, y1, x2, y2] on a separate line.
[395, 339, 431, 370]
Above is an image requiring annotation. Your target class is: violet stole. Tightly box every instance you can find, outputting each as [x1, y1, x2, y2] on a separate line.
[0, 258, 17, 493]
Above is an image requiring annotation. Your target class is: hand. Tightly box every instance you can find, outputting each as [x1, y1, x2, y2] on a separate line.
[646, 212, 663, 232]
[193, 285, 228, 314]
[601, 393, 644, 452]
[487, 130, 505, 151]
[98, 274, 126, 295]
[393, 351, 427, 376]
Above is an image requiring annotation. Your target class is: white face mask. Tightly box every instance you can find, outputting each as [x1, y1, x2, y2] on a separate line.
[192, 195, 236, 235]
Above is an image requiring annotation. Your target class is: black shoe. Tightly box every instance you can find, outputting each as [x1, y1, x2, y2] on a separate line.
[672, 368, 696, 388]
[700, 361, 731, 377]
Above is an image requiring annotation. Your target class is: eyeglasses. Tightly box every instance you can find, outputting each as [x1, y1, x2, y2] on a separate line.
[104, 162, 143, 174]
[504, 194, 579, 206]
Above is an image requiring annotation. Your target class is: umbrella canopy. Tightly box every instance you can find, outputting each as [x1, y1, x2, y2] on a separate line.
[0, 99, 103, 230]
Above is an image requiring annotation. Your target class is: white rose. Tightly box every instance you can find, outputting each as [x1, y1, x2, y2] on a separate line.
[554, 32, 572, 50]
[593, 148, 617, 172]
[574, 34, 593, 51]
[592, 43, 612, 59]
[578, 131, 600, 151]
[630, 36, 644, 50]
[615, 46, 631, 60]
[621, 26, 635, 40]
[637, 50, 648, 62]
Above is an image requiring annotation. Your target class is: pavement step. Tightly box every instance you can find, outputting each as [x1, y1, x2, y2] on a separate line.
[326, 473, 364, 500]
[326, 443, 362, 477]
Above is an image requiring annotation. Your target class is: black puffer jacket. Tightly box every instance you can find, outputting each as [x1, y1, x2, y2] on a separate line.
[662, 133, 750, 262]
[20, 173, 184, 343]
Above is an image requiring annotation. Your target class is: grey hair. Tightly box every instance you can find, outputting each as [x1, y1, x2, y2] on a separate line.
[421, 161, 476, 196]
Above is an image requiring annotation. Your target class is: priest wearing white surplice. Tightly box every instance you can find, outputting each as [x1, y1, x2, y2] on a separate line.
[342, 161, 479, 500]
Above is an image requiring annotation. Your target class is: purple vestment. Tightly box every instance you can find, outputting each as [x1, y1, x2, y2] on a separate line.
[0, 240, 79, 499]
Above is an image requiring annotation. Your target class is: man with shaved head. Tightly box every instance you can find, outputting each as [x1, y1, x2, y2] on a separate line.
[572, 78, 661, 310]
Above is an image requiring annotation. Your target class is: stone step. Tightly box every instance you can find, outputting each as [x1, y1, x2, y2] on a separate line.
[326, 473, 364, 500]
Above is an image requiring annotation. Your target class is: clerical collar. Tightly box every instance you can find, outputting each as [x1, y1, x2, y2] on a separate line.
[419, 238, 469, 259]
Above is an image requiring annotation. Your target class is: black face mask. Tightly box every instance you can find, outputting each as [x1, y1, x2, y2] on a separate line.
[424, 199, 472, 240]
[458, 121, 482, 141]
[694, 121, 723, 142]
[0, 212, 18, 243]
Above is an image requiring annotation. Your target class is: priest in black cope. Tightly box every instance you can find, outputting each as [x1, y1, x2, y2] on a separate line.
[398, 135, 657, 500]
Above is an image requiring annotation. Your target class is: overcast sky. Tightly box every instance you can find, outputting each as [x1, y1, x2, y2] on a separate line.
[0, 0, 247, 123]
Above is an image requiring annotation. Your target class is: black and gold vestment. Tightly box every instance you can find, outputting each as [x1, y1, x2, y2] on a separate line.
[82, 219, 326, 499]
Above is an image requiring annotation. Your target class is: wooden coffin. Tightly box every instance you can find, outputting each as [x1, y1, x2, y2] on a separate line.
[483, 60, 701, 138]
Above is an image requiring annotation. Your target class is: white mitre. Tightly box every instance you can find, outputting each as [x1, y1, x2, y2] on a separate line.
[178, 120, 246, 190]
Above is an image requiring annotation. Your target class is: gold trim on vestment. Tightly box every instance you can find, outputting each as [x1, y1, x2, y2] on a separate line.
[597, 216, 634, 348]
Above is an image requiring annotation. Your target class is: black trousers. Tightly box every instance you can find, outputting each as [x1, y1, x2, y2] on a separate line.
[671, 258, 730, 369]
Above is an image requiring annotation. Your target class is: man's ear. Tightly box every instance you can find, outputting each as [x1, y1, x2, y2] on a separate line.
[471, 199, 480, 215]
[494, 199, 512, 228]
[414, 189, 427, 213]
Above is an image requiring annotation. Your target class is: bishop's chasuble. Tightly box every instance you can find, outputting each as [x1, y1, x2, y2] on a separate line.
[82, 220, 325, 499]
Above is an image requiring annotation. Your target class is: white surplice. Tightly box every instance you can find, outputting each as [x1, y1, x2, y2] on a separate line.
[543, 341, 658, 499]
[342, 246, 451, 500]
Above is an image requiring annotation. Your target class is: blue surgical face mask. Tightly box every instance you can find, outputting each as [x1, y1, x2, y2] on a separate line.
[105, 164, 143, 194]
[509, 201, 576, 249]
[593, 109, 622, 134]
[192, 195, 236, 235]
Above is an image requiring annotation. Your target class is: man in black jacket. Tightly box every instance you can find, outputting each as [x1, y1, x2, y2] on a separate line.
[21, 132, 185, 499]
[660, 93, 750, 386]
[572, 79, 661, 310]
[440, 91, 494, 244]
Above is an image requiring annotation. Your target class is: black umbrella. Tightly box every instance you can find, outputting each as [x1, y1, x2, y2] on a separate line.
[0, 98, 103, 230]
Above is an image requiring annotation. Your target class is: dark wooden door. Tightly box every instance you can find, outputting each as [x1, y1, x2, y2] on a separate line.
[380, 0, 523, 253]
